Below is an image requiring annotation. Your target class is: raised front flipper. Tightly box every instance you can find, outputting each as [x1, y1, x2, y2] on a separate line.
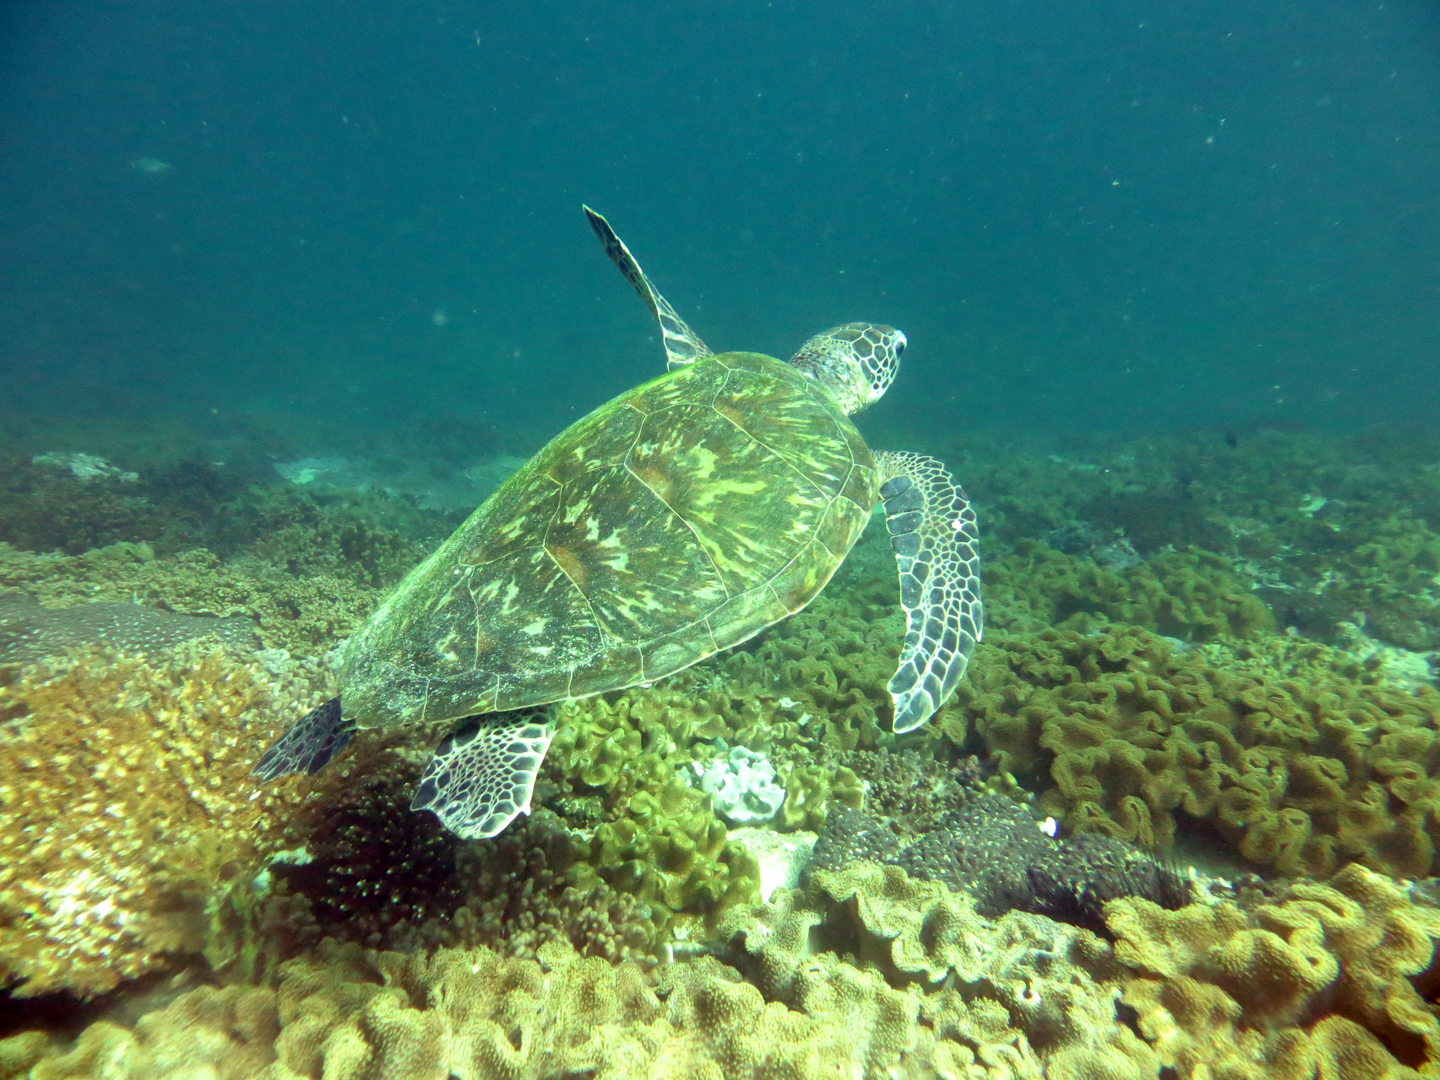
[253, 696, 355, 781]
[410, 707, 556, 839]
[874, 452, 983, 733]
[584, 205, 713, 370]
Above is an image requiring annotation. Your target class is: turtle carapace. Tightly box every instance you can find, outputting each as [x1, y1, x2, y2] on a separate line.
[253, 207, 983, 840]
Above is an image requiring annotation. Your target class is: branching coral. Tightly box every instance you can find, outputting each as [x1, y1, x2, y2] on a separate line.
[0, 642, 336, 996]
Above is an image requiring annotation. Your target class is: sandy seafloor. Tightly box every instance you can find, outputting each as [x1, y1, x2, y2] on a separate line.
[2, 409, 1440, 1080]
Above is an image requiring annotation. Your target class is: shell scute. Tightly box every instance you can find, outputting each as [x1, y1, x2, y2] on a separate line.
[541, 400, 644, 487]
[545, 464, 728, 643]
[815, 486, 871, 558]
[710, 354, 862, 494]
[704, 586, 792, 649]
[460, 469, 562, 568]
[565, 641, 644, 700]
[841, 458, 876, 508]
[627, 399, 825, 596]
[623, 353, 731, 415]
[466, 546, 604, 674]
[770, 543, 843, 614]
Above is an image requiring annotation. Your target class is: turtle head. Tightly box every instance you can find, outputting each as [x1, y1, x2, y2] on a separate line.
[787, 322, 905, 415]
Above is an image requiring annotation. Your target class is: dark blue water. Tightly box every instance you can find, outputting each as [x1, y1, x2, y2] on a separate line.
[2, 0, 1437, 450]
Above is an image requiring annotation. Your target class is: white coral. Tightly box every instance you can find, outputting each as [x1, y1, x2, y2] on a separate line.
[31, 451, 138, 483]
[692, 746, 787, 825]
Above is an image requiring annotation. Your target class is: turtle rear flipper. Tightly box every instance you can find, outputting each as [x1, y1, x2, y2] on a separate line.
[253, 696, 355, 780]
[875, 452, 983, 733]
[410, 707, 556, 839]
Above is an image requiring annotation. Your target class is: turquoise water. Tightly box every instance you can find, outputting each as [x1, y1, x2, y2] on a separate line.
[3, 0, 1437, 445]
[4, 2, 1440, 1074]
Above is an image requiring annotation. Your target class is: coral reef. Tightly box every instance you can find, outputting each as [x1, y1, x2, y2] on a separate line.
[957, 622, 1440, 878]
[984, 540, 1275, 641]
[541, 679, 874, 936]
[8, 419, 1440, 1078]
[15, 984, 278, 1080]
[724, 861, 1157, 1072]
[0, 591, 258, 664]
[889, 794, 1058, 916]
[0, 456, 169, 556]
[266, 936, 917, 1080]
[692, 745, 787, 826]
[807, 806, 901, 875]
[0, 454, 460, 574]
[7, 936, 926, 1080]
[0, 643, 332, 997]
[1107, 863, 1440, 1078]
[811, 797, 1189, 929]
[0, 543, 377, 654]
[843, 745, 982, 837]
[18, 857, 1440, 1079]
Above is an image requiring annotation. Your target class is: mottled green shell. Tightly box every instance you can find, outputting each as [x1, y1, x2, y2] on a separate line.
[340, 352, 878, 729]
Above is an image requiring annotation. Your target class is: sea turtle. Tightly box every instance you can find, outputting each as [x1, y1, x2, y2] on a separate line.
[254, 208, 983, 839]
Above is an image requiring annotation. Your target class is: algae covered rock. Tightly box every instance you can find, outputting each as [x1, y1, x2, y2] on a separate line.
[808, 797, 1188, 932]
[0, 542, 379, 654]
[0, 589, 259, 664]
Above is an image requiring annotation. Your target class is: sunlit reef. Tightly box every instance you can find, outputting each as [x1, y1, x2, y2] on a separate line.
[3, 423, 1440, 1078]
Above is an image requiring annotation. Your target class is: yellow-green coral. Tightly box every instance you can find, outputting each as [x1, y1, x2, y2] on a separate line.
[717, 585, 913, 751]
[954, 623, 1440, 877]
[1108, 863, 1440, 1079]
[984, 540, 1275, 641]
[23, 984, 277, 1080]
[547, 688, 764, 934]
[720, 860, 1162, 1078]
[16, 861, 1440, 1079]
[13, 936, 926, 1080]
[543, 674, 868, 936]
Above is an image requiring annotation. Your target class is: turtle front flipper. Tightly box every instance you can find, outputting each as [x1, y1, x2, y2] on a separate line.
[410, 706, 556, 839]
[874, 452, 983, 733]
[583, 205, 712, 370]
[253, 696, 355, 780]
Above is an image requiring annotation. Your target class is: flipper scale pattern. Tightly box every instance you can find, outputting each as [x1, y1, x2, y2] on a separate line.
[875, 451, 983, 733]
[252, 696, 354, 781]
[410, 706, 556, 839]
